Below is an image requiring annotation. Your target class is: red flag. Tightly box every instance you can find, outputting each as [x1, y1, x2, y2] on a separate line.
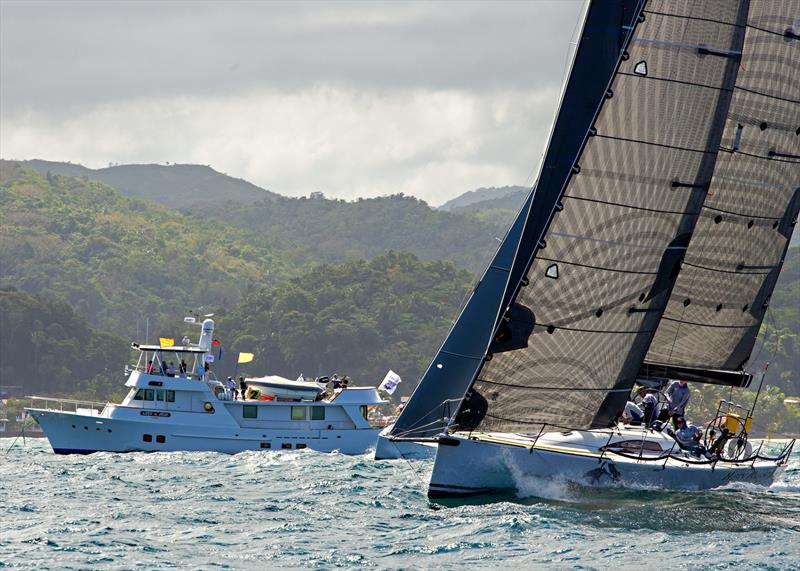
[212, 339, 221, 346]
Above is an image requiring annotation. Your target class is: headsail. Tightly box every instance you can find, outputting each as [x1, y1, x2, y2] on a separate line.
[472, 0, 752, 432]
[643, 0, 800, 385]
[389, 0, 641, 440]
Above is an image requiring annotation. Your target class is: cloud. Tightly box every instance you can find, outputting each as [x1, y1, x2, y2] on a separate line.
[1, 84, 560, 204]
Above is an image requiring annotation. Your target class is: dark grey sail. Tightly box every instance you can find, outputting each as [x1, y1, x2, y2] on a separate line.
[471, 0, 752, 432]
[388, 0, 640, 440]
[642, 0, 800, 385]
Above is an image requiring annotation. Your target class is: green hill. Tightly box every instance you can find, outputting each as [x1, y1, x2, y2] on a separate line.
[0, 161, 292, 338]
[24, 159, 279, 209]
[216, 251, 473, 397]
[0, 287, 129, 397]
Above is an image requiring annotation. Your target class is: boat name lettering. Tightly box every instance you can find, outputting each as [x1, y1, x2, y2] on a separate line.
[140, 411, 171, 417]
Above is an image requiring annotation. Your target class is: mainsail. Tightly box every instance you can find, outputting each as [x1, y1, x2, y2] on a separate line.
[472, 0, 752, 432]
[643, 0, 800, 384]
[389, 0, 641, 439]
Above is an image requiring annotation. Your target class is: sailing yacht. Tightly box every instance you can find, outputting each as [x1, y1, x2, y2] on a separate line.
[378, 0, 798, 497]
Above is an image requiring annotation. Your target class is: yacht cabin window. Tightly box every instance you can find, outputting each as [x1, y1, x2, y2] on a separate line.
[291, 407, 306, 421]
[243, 405, 258, 419]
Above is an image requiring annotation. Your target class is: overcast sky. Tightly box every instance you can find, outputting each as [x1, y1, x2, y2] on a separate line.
[1, 0, 585, 204]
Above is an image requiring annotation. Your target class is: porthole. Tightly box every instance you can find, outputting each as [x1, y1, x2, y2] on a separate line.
[281, 443, 292, 449]
[260, 442, 271, 449]
[296, 443, 307, 450]
[143, 434, 152, 442]
[156, 435, 165, 444]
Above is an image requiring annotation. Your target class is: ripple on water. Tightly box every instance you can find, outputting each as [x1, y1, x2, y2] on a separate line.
[1, 440, 798, 568]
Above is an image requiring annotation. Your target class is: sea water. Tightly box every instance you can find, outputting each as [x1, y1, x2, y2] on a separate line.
[1, 440, 798, 569]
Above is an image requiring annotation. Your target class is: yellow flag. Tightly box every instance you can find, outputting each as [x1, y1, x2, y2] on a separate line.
[159, 337, 175, 348]
[238, 352, 254, 364]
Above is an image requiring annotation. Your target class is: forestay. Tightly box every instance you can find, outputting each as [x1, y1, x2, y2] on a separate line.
[643, 0, 800, 380]
[472, 0, 751, 432]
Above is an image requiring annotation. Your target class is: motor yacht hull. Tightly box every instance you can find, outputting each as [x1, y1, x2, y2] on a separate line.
[27, 408, 381, 455]
[428, 431, 787, 498]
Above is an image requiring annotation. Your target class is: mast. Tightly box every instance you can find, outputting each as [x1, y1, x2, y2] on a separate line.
[389, 0, 642, 440]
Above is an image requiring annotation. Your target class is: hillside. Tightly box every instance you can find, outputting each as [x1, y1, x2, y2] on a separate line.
[0, 161, 292, 338]
[438, 185, 528, 211]
[212, 194, 506, 274]
[24, 159, 279, 209]
[0, 287, 130, 397]
[215, 251, 474, 397]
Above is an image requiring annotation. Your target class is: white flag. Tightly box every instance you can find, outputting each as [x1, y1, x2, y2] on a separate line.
[378, 370, 402, 395]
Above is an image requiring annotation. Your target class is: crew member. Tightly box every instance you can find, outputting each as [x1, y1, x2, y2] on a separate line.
[666, 379, 691, 425]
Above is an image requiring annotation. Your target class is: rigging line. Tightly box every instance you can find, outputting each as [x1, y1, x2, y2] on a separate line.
[537, 256, 659, 276]
[564, 193, 702, 216]
[680, 261, 771, 275]
[594, 134, 717, 155]
[617, 71, 733, 93]
[658, 316, 754, 329]
[733, 85, 800, 105]
[642, 9, 745, 29]
[477, 379, 632, 392]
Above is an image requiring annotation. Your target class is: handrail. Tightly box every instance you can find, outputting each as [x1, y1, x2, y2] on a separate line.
[26, 395, 108, 415]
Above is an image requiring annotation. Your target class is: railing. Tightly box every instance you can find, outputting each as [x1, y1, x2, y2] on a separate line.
[26, 395, 109, 416]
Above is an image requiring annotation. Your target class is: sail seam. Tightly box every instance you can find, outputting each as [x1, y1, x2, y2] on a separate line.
[746, 23, 799, 39]
[596, 134, 716, 155]
[642, 9, 745, 29]
[537, 256, 659, 276]
[478, 379, 634, 392]
[721, 148, 800, 163]
[733, 85, 800, 105]
[701, 204, 781, 220]
[439, 350, 485, 361]
[565, 193, 702, 216]
[618, 71, 733, 93]
[681, 261, 771, 275]
[549, 231, 690, 252]
[659, 316, 753, 329]
[544, 324, 655, 335]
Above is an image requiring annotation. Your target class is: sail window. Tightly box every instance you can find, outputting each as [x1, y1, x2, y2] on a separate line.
[638, 293, 646, 302]
[716, 304, 723, 312]
[595, 308, 603, 318]
[759, 121, 768, 131]
[747, 220, 754, 229]
[291, 407, 306, 421]
[311, 407, 325, 421]
[742, 304, 749, 312]
[683, 298, 691, 307]
[546, 325, 556, 334]
[634, 61, 647, 76]
[714, 215, 723, 224]
[773, 221, 779, 229]
[545, 264, 559, 279]
[243, 405, 258, 419]
[166, 390, 175, 403]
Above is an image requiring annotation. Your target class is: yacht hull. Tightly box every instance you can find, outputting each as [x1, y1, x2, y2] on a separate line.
[374, 425, 437, 460]
[28, 409, 381, 455]
[428, 432, 787, 498]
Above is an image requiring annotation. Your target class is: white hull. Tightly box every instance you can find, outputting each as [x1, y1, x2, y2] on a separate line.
[29, 409, 380, 455]
[374, 425, 437, 460]
[429, 430, 789, 498]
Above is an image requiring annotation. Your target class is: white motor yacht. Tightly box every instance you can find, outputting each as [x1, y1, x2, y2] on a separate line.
[26, 319, 388, 455]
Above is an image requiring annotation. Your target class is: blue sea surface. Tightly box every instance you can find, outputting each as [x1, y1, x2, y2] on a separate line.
[1, 439, 798, 569]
